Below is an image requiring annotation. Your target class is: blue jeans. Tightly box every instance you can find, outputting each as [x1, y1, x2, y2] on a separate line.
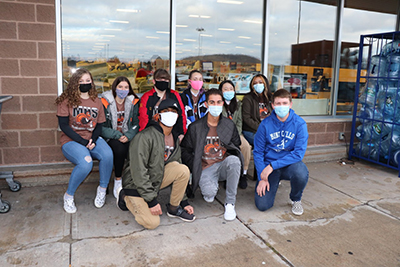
[62, 137, 113, 196]
[242, 130, 255, 146]
[255, 161, 308, 211]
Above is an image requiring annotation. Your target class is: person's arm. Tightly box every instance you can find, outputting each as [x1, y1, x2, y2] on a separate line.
[138, 94, 150, 131]
[58, 116, 89, 146]
[242, 96, 260, 132]
[180, 125, 195, 172]
[270, 119, 309, 170]
[130, 133, 159, 208]
[253, 120, 269, 181]
[123, 100, 140, 141]
[91, 122, 103, 143]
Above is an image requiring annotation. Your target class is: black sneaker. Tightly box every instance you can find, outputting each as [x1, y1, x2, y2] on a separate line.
[166, 204, 196, 222]
[116, 188, 128, 211]
[238, 174, 248, 189]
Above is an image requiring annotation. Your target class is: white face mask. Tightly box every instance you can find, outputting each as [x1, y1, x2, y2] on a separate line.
[160, 112, 178, 127]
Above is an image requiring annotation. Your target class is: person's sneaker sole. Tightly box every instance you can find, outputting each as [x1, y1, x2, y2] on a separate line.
[167, 212, 196, 222]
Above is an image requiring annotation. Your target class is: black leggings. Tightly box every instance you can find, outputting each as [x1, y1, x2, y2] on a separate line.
[107, 139, 130, 177]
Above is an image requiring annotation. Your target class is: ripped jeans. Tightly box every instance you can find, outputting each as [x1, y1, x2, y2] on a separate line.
[62, 137, 113, 196]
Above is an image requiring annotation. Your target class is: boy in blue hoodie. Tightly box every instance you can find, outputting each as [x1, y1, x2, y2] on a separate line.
[253, 89, 309, 215]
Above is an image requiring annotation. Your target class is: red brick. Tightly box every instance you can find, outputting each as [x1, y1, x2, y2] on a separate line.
[39, 112, 58, 129]
[21, 129, 56, 146]
[315, 133, 335, 145]
[0, 41, 37, 59]
[41, 146, 65, 162]
[307, 133, 316, 146]
[3, 147, 39, 164]
[0, 2, 35, 22]
[307, 123, 326, 133]
[38, 42, 56, 59]
[39, 78, 57, 94]
[326, 122, 345, 132]
[0, 131, 19, 148]
[2, 77, 38, 95]
[20, 60, 56, 76]
[0, 22, 17, 39]
[0, 96, 20, 113]
[22, 95, 57, 112]
[18, 23, 55, 41]
[1, 113, 37, 130]
[0, 59, 19, 76]
[344, 121, 353, 132]
[36, 5, 55, 23]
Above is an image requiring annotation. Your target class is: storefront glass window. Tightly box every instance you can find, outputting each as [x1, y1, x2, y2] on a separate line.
[268, 0, 337, 115]
[61, 1, 170, 94]
[175, 0, 263, 93]
[338, 4, 396, 115]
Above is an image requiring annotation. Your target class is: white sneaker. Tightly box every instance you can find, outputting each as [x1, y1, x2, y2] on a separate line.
[203, 195, 215, 203]
[94, 186, 106, 208]
[224, 203, 236, 221]
[291, 200, 304, 216]
[63, 195, 77, 214]
[113, 179, 122, 199]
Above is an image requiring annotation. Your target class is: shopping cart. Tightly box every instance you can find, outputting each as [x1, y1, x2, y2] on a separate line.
[0, 96, 22, 213]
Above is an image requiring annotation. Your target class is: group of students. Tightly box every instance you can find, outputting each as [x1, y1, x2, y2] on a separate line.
[55, 68, 309, 230]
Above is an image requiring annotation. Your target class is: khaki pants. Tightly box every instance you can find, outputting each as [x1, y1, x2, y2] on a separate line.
[240, 134, 251, 171]
[125, 161, 190, 230]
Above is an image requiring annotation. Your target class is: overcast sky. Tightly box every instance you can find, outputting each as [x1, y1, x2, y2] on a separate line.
[61, 0, 397, 65]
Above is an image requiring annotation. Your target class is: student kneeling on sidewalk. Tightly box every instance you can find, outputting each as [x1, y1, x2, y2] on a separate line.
[117, 98, 195, 230]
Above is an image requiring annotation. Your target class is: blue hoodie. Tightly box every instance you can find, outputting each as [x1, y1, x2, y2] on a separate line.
[253, 109, 308, 180]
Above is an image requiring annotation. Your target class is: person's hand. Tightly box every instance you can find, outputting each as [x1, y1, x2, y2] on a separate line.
[119, 135, 128, 143]
[178, 134, 184, 142]
[149, 204, 162, 216]
[256, 180, 269, 197]
[86, 139, 95, 150]
[184, 205, 194, 215]
[260, 164, 273, 182]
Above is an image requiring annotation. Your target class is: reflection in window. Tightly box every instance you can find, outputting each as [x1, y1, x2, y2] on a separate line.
[175, 0, 263, 94]
[61, 1, 170, 94]
[268, 0, 336, 115]
[338, 5, 396, 115]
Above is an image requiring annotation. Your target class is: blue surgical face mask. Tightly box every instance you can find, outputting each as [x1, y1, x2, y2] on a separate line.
[223, 91, 235, 101]
[208, 105, 223, 117]
[274, 105, 290, 118]
[116, 89, 129, 99]
[253, 83, 264, 94]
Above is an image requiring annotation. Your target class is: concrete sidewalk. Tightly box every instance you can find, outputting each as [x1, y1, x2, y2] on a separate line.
[0, 160, 400, 266]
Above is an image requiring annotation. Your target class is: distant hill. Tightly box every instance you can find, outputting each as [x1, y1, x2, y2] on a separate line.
[180, 54, 261, 63]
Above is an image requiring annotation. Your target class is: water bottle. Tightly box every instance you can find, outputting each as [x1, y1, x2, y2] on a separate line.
[358, 80, 378, 107]
[377, 86, 399, 120]
[369, 122, 391, 141]
[355, 141, 374, 157]
[382, 40, 400, 57]
[389, 149, 400, 167]
[357, 106, 382, 120]
[368, 55, 387, 78]
[386, 53, 400, 80]
[355, 122, 371, 140]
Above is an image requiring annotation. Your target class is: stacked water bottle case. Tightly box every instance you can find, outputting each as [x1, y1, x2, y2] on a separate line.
[350, 31, 400, 176]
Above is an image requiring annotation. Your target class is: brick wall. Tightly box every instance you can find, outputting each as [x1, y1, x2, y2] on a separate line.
[0, 0, 64, 165]
[307, 120, 353, 146]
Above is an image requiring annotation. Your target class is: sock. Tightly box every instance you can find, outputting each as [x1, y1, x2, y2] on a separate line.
[64, 193, 74, 200]
[243, 169, 247, 175]
[98, 186, 106, 193]
[168, 204, 178, 213]
[114, 179, 122, 187]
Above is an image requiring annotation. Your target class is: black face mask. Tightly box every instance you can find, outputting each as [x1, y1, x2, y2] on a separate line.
[155, 81, 169, 91]
[79, 83, 92, 93]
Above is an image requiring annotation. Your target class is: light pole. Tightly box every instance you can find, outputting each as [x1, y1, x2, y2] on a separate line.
[196, 27, 205, 57]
